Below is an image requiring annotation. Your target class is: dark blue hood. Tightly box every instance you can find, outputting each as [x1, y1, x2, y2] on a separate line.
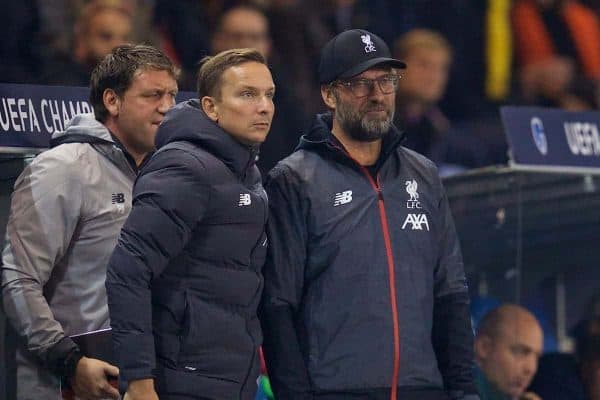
[155, 99, 259, 177]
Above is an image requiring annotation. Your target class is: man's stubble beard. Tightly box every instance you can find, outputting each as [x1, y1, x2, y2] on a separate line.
[334, 91, 395, 142]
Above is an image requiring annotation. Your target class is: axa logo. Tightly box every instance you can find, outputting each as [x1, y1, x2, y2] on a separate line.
[405, 179, 421, 209]
[238, 193, 252, 206]
[361, 34, 376, 53]
[402, 213, 429, 231]
[111, 193, 125, 213]
[334, 190, 353, 206]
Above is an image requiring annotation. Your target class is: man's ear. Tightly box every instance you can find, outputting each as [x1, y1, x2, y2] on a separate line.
[103, 89, 120, 117]
[321, 85, 337, 110]
[475, 335, 492, 360]
[201, 96, 219, 122]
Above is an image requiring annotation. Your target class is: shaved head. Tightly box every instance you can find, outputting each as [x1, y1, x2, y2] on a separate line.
[477, 304, 541, 340]
[476, 304, 543, 399]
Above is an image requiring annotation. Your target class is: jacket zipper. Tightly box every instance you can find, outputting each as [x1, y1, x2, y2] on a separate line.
[332, 141, 400, 400]
[364, 171, 400, 400]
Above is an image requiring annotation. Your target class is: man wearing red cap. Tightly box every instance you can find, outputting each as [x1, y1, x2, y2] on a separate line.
[260, 29, 479, 400]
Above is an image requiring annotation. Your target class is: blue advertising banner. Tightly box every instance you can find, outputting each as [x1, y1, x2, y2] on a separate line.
[500, 106, 600, 172]
[0, 83, 194, 153]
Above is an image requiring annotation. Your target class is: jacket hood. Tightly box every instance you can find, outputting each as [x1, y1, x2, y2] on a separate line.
[50, 113, 114, 148]
[297, 112, 405, 159]
[296, 112, 335, 149]
[155, 99, 259, 177]
[50, 113, 137, 177]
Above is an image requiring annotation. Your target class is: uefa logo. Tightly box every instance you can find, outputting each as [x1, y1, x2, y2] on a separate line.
[530, 117, 548, 155]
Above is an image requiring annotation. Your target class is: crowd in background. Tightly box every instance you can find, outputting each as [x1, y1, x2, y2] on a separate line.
[4, 0, 600, 175]
[2, 1, 600, 399]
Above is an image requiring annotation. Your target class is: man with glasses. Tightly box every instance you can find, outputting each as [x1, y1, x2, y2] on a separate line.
[260, 29, 479, 400]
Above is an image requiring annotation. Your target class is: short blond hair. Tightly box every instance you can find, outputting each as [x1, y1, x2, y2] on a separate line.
[393, 29, 453, 60]
[196, 48, 267, 99]
[75, 0, 133, 37]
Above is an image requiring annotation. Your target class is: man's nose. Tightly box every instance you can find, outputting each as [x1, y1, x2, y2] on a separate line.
[158, 95, 175, 113]
[368, 82, 386, 100]
[257, 95, 273, 115]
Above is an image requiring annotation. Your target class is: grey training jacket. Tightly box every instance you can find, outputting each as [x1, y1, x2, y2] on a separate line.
[1, 114, 136, 399]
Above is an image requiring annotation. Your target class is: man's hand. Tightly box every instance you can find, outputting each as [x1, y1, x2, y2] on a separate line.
[70, 356, 120, 399]
[123, 378, 159, 400]
[521, 392, 542, 400]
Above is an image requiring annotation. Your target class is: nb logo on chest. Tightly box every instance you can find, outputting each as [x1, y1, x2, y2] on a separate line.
[238, 193, 252, 206]
[334, 190, 353, 206]
[112, 193, 125, 204]
[111, 193, 126, 213]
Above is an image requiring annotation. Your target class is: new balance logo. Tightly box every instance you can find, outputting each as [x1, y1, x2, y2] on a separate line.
[238, 193, 252, 206]
[111, 193, 125, 213]
[334, 190, 353, 206]
[111, 193, 125, 204]
[401, 213, 430, 231]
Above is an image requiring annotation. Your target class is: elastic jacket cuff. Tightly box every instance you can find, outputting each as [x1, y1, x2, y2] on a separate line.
[119, 370, 155, 393]
[46, 336, 80, 378]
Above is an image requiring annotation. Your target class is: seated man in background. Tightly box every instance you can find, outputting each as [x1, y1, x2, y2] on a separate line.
[475, 304, 544, 400]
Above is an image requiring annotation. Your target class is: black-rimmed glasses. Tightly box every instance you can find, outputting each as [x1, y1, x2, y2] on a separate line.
[332, 74, 400, 97]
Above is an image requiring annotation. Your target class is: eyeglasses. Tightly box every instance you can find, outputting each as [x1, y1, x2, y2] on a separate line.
[332, 74, 400, 97]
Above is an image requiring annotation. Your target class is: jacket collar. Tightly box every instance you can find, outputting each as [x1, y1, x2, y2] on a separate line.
[156, 99, 259, 178]
[297, 112, 405, 167]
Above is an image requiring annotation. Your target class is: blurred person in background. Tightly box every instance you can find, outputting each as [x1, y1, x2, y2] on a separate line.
[401, 0, 513, 167]
[393, 29, 453, 161]
[42, 1, 133, 86]
[407, 0, 514, 121]
[211, 3, 271, 58]
[512, 0, 600, 110]
[475, 304, 544, 400]
[393, 29, 490, 174]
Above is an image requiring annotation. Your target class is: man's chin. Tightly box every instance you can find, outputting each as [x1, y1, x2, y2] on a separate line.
[506, 386, 526, 399]
[363, 113, 391, 123]
[348, 129, 387, 142]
